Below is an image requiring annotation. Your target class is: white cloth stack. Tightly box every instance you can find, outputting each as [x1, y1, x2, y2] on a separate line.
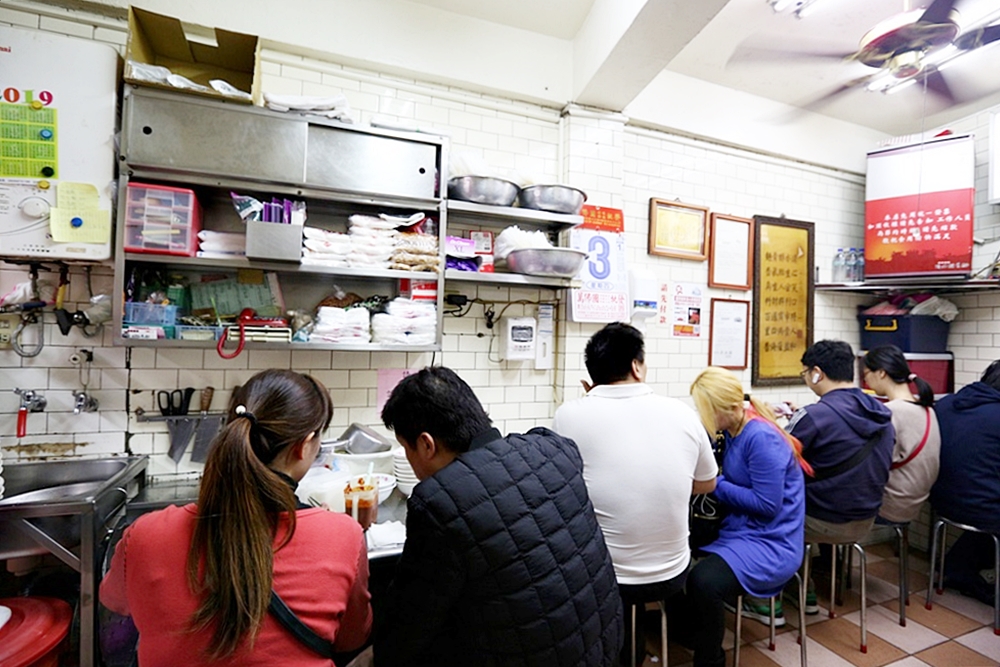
[197, 230, 246, 258]
[372, 298, 436, 345]
[302, 227, 352, 267]
[263, 93, 356, 124]
[311, 306, 371, 344]
[348, 215, 398, 270]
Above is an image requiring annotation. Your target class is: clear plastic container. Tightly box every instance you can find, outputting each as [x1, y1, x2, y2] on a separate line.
[123, 183, 201, 257]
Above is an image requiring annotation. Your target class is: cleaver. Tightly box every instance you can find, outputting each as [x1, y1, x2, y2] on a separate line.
[191, 387, 225, 463]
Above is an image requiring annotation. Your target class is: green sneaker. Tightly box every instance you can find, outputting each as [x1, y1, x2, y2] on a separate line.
[783, 583, 819, 615]
[726, 597, 786, 627]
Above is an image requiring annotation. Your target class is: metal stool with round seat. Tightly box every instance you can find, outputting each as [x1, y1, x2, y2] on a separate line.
[733, 572, 807, 667]
[804, 540, 869, 653]
[925, 515, 1000, 635]
[624, 598, 668, 667]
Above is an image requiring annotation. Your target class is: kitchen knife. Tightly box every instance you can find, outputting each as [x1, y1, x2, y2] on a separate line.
[191, 387, 225, 463]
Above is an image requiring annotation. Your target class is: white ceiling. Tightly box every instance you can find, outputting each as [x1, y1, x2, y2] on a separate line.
[408, 0, 1000, 136]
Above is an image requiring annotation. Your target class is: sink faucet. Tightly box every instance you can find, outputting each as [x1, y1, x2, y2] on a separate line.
[13, 388, 46, 438]
[73, 390, 99, 414]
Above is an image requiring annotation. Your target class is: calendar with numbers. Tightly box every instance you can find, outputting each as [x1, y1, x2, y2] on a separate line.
[568, 205, 628, 323]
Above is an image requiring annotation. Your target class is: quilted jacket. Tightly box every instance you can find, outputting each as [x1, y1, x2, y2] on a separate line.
[374, 427, 623, 667]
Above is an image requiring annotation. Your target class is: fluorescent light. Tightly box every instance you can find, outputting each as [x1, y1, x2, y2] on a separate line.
[886, 78, 918, 94]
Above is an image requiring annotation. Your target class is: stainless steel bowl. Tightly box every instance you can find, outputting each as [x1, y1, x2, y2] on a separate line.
[517, 185, 587, 214]
[505, 248, 588, 278]
[448, 176, 520, 207]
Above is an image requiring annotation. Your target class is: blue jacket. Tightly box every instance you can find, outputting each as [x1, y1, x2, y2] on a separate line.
[931, 382, 1000, 532]
[375, 427, 623, 667]
[704, 419, 805, 598]
[788, 388, 894, 523]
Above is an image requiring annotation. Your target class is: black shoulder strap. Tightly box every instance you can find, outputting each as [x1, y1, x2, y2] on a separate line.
[806, 429, 882, 483]
[268, 589, 336, 659]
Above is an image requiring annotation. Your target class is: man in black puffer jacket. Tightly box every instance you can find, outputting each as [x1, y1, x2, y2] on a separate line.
[375, 366, 623, 666]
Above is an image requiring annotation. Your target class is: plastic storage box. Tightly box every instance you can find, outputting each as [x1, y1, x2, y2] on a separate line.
[123, 183, 201, 257]
[857, 314, 950, 353]
[124, 303, 179, 326]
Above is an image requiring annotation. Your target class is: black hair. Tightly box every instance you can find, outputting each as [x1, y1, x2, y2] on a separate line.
[801, 339, 855, 383]
[381, 366, 492, 453]
[863, 345, 934, 407]
[585, 322, 645, 386]
[982, 359, 1000, 391]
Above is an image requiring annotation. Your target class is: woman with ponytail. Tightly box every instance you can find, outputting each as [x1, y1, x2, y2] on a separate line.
[862, 345, 941, 524]
[101, 370, 372, 666]
[686, 367, 806, 667]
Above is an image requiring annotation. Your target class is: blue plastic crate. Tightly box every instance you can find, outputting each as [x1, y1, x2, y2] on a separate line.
[124, 302, 179, 326]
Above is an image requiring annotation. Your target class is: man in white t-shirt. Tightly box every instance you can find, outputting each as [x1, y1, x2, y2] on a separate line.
[553, 322, 718, 665]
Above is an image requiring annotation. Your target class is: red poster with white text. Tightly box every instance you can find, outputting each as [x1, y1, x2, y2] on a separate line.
[864, 135, 974, 278]
[864, 188, 974, 277]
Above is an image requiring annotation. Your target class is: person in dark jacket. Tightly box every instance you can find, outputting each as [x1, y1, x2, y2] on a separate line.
[788, 340, 895, 542]
[782, 340, 894, 616]
[930, 359, 1000, 605]
[375, 366, 623, 667]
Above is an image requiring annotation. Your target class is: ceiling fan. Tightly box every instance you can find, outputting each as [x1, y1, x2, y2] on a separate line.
[735, 0, 1000, 106]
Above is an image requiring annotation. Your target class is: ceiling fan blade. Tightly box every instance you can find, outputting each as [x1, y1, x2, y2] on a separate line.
[726, 45, 856, 68]
[917, 0, 959, 25]
[955, 24, 1000, 51]
[922, 67, 955, 104]
[793, 75, 876, 113]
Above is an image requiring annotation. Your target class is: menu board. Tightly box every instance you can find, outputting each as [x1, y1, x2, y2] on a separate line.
[752, 216, 814, 386]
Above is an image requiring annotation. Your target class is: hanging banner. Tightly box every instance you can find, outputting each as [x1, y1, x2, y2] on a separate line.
[569, 205, 628, 323]
[865, 134, 974, 278]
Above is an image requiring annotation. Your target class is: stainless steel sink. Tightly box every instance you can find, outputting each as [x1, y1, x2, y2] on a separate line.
[0, 456, 148, 667]
[1, 457, 140, 506]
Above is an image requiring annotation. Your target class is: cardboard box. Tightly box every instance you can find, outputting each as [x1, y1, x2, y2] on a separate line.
[125, 7, 260, 103]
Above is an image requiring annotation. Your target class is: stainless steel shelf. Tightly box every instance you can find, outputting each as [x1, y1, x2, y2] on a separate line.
[446, 199, 583, 232]
[123, 253, 438, 282]
[445, 268, 578, 289]
[816, 278, 999, 295]
[116, 337, 440, 352]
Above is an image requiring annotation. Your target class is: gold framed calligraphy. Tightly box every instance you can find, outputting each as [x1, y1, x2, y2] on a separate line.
[751, 215, 815, 386]
[648, 199, 710, 260]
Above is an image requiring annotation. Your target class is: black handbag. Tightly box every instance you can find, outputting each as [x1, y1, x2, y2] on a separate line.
[689, 431, 727, 553]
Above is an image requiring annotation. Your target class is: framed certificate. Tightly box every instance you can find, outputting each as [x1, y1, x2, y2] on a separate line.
[708, 213, 753, 290]
[648, 198, 710, 260]
[709, 298, 749, 369]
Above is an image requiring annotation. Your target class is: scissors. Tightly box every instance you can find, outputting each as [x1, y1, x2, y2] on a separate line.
[157, 388, 194, 416]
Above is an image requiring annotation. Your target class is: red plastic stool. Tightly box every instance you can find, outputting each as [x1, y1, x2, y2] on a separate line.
[0, 597, 72, 667]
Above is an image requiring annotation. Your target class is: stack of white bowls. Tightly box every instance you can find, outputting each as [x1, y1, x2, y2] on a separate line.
[392, 447, 418, 496]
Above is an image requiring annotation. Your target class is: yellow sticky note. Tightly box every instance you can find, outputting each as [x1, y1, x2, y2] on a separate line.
[49, 208, 111, 244]
[58, 182, 100, 210]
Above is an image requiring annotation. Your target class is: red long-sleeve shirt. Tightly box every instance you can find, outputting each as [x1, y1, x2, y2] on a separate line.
[101, 504, 372, 666]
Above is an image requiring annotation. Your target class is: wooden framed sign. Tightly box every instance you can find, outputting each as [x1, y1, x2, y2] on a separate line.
[648, 198, 709, 260]
[709, 298, 750, 369]
[751, 215, 815, 386]
[708, 213, 753, 290]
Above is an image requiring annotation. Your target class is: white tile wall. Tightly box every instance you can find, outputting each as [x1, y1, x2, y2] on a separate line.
[2, 2, 999, 548]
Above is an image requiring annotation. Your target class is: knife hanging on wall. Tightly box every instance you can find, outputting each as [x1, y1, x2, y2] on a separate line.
[191, 387, 225, 463]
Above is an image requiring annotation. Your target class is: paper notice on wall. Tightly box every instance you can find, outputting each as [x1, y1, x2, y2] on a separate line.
[49, 207, 110, 243]
[377, 368, 415, 412]
[659, 282, 703, 338]
[57, 182, 100, 209]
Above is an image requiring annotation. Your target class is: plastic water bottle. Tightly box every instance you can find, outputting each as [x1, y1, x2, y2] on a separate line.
[832, 248, 845, 283]
[845, 248, 859, 282]
[855, 248, 865, 283]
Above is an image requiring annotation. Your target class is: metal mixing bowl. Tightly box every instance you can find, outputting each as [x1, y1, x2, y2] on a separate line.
[505, 248, 588, 278]
[517, 185, 587, 214]
[448, 176, 520, 206]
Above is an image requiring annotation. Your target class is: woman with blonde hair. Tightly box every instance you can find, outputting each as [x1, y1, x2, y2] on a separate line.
[101, 369, 372, 666]
[686, 366, 806, 667]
